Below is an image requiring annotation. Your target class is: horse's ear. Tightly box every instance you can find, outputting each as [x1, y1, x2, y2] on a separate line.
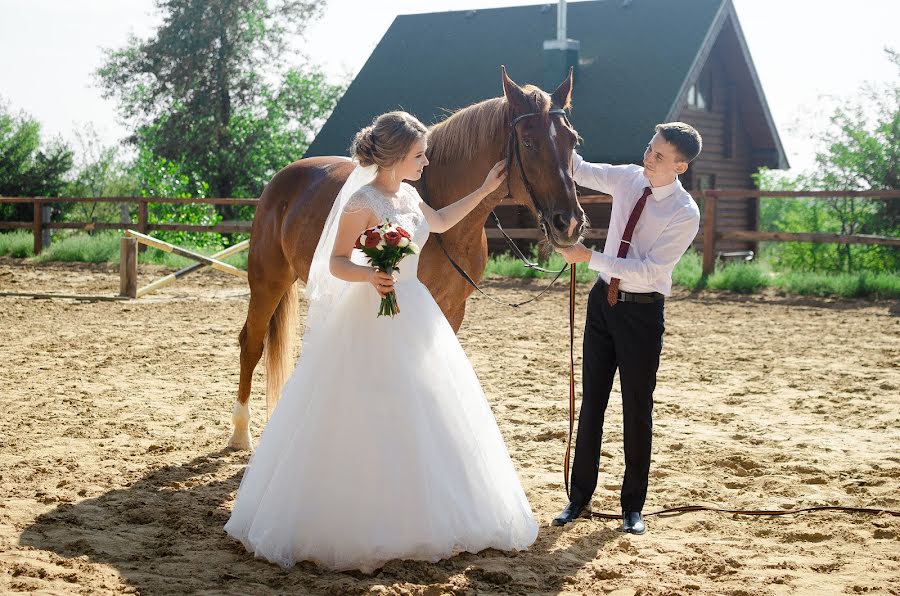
[501, 65, 529, 113]
[551, 67, 573, 110]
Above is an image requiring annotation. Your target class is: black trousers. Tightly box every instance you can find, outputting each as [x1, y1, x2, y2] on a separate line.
[569, 280, 665, 513]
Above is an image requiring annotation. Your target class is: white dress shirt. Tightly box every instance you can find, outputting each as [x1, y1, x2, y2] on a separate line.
[573, 151, 700, 296]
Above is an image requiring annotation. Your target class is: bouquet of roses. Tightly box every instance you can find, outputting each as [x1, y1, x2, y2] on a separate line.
[355, 220, 420, 317]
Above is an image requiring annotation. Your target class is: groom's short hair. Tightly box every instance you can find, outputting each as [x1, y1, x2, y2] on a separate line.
[655, 122, 702, 163]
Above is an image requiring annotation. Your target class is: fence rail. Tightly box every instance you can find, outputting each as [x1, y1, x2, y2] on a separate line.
[3, 191, 899, 276]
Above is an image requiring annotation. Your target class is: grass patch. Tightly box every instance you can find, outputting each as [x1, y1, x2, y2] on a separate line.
[0, 230, 34, 258]
[672, 250, 704, 291]
[31, 232, 120, 263]
[707, 261, 770, 293]
[484, 248, 709, 291]
[484, 249, 596, 283]
[3, 231, 247, 269]
[773, 271, 900, 299]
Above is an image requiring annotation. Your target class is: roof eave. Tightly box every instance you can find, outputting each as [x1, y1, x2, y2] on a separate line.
[665, 0, 729, 124]
[665, 0, 790, 170]
[721, 1, 790, 169]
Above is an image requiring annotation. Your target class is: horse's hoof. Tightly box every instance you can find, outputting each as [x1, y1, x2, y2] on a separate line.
[229, 401, 253, 450]
[227, 430, 253, 451]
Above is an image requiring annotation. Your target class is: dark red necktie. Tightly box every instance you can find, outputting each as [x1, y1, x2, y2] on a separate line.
[607, 186, 652, 306]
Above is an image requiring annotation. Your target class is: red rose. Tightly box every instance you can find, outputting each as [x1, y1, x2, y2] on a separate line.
[354, 234, 363, 249]
[384, 231, 401, 246]
[363, 230, 381, 248]
[397, 227, 411, 239]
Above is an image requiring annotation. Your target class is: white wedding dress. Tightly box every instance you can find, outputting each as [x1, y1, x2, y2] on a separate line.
[224, 182, 538, 572]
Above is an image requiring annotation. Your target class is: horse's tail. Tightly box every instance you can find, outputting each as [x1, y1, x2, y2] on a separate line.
[265, 280, 299, 415]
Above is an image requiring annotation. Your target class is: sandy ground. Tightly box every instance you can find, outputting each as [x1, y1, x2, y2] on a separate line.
[0, 258, 898, 596]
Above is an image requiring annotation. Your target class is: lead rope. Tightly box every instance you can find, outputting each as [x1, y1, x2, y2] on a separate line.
[564, 263, 577, 498]
[562, 270, 900, 520]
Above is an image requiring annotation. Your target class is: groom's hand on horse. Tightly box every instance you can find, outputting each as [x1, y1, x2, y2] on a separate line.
[556, 242, 592, 264]
[369, 269, 397, 297]
[479, 160, 508, 195]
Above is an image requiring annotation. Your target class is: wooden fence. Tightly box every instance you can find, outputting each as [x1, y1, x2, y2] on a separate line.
[0, 196, 257, 255]
[700, 189, 900, 275]
[2, 191, 898, 276]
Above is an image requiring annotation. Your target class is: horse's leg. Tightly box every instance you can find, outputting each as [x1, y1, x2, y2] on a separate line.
[446, 302, 466, 334]
[230, 258, 296, 450]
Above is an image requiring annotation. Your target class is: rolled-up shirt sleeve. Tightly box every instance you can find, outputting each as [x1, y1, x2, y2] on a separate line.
[588, 208, 700, 286]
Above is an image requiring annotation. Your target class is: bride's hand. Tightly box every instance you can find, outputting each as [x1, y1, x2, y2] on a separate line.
[479, 160, 508, 195]
[369, 268, 396, 297]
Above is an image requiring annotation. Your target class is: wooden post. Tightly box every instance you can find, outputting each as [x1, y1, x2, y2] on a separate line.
[138, 199, 148, 234]
[119, 236, 138, 298]
[138, 199, 148, 253]
[32, 198, 43, 255]
[42, 203, 52, 248]
[702, 191, 718, 276]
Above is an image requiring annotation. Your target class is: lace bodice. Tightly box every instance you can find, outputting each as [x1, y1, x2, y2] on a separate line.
[343, 183, 429, 281]
[344, 183, 426, 235]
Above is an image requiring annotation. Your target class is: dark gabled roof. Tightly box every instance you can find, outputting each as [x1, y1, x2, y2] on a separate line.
[305, 0, 787, 168]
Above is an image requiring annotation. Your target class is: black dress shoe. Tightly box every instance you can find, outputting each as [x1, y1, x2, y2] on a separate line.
[552, 501, 591, 526]
[622, 511, 646, 534]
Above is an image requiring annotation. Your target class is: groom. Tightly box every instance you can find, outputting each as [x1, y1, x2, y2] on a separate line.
[553, 122, 702, 534]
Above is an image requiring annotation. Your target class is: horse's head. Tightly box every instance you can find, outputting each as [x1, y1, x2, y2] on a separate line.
[501, 66, 586, 248]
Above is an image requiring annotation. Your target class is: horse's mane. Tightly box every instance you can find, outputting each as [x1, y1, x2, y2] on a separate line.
[427, 85, 553, 165]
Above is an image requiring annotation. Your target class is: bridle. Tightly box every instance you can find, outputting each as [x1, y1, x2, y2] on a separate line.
[421, 106, 578, 307]
[504, 107, 572, 235]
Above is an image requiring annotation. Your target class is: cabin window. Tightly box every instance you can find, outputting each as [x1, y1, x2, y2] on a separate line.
[687, 66, 712, 111]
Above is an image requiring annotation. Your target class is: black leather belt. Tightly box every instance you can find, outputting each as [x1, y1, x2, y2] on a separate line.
[599, 280, 665, 304]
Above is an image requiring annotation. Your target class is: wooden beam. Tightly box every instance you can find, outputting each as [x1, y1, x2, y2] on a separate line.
[705, 190, 900, 199]
[136, 239, 249, 298]
[720, 230, 900, 246]
[124, 230, 247, 279]
[0, 292, 128, 302]
[0, 196, 258, 205]
[578, 194, 612, 205]
[149, 222, 252, 233]
[484, 228, 608, 240]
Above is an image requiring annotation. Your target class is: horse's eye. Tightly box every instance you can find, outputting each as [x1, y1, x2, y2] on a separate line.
[523, 138, 534, 150]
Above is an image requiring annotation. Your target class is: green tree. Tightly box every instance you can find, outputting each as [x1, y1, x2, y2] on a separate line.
[0, 100, 73, 221]
[62, 124, 139, 228]
[133, 145, 222, 248]
[96, 0, 343, 201]
[757, 48, 900, 273]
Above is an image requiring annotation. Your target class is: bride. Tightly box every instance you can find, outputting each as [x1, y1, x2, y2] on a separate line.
[224, 111, 538, 572]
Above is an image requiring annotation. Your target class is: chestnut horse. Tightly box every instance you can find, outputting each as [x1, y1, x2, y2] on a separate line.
[229, 67, 585, 449]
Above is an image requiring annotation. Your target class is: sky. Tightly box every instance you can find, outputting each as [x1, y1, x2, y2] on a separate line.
[1, 0, 898, 174]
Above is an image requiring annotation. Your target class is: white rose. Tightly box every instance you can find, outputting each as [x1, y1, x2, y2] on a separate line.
[399, 236, 410, 248]
[409, 242, 420, 254]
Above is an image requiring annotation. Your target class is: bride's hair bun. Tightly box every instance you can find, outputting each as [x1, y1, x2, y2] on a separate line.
[350, 125, 379, 167]
[350, 111, 427, 168]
